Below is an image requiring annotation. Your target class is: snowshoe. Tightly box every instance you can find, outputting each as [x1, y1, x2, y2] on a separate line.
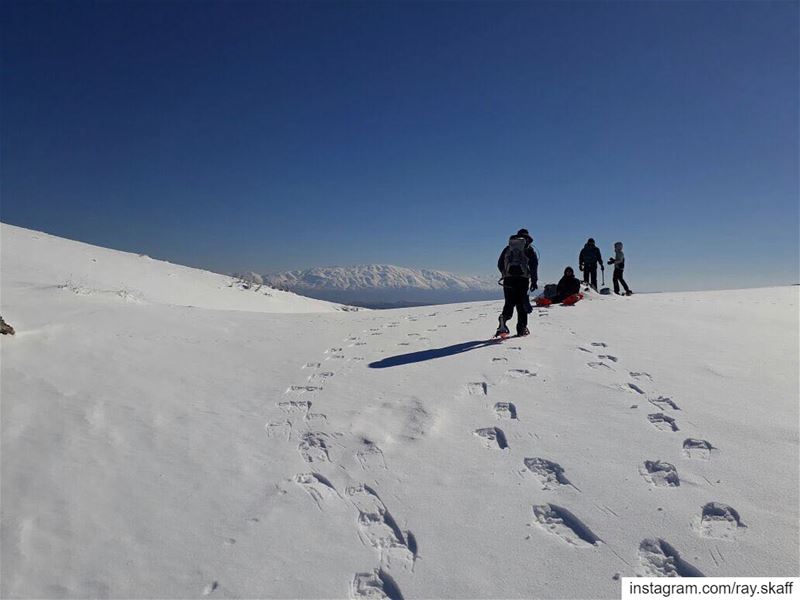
[517, 327, 530, 337]
[495, 316, 511, 338]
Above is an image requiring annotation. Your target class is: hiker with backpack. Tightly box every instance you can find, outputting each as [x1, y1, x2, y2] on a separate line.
[578, 238, 603, 290]
[536, 267, 582, 306]
[607, 241, 632, 296]
[496, 229, 538, 337]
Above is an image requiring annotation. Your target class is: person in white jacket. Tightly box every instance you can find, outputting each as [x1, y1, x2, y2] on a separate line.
[607, 242, 632, 296]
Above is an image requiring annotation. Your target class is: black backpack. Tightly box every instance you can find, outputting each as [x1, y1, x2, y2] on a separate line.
[543, 284, 558, 299]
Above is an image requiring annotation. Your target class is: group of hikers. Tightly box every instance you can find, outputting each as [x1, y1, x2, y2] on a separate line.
[495, 229, 632, 338]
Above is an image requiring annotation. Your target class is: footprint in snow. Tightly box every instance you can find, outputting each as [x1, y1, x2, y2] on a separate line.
[682, 438, 716, 459]
[202, 581, 219, 596]
[649, 396, 680, 411]
[473, 427, 508, 449]
[523, 458, 576, 490]
[278, 400, 311, 414]
[637, 538, 704, 577]
[587, 361, 612, 370]
[506, 368, 536, 378]
[466, 382, 488, 395]
[599, 354, 618, 362]
[303, 362, 321, 369]
[265, 420, 292, 440]
[591, 342, 608, 348]
[356, 440, 387, 471]
[298, 432, 333, 463]
[640, 460, 680, 487]
[294, 472, 340, 510]
[692, 502, 746, 539]
[648, 413, 678, 432]
[346, 485, 416, 572]
[492, 357, 508, 363]
[629, 371, 653, 381]
[530, 504, 601, 547]
[627, 383, 646, 395]
[351, 569, 404, 600]
[304, 412, 328, 427]
[286, 385, 323, 394]
[307, 371, 334, 383]
[494, 402, 517, 419]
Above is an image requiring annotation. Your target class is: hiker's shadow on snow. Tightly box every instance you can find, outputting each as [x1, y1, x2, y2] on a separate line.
[368, 340, 501, 369]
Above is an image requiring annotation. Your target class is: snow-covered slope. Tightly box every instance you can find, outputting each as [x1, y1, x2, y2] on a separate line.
[264, 264, 499, 306]
[0, 223, 345, 313]
[1, 227, 798, 598]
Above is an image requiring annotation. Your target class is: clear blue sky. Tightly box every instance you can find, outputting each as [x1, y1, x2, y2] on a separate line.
[2, 1, 797, 291]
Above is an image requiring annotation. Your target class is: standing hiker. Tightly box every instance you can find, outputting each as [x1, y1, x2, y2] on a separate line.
[578, 238, 603, 290]
[496, 229, 538, 337]
[608, 241, 632, 295]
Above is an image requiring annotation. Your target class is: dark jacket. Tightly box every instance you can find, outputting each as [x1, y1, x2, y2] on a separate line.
[579, 244, 602, 269]
[498, 237, 538, 287]
[557, 272, 581, 297]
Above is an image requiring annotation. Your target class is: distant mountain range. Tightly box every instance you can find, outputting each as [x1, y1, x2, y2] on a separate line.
[255, 264, 501, 307]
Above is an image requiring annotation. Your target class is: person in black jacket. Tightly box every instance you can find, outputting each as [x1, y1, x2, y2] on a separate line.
[578, 238, 603, 290]
[496, 229, 538, 337]
[549, 267, 581, 304]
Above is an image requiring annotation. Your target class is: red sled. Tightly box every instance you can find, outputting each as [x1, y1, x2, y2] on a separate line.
[536, 293, 584, 307]
[562, 293, 584, 306]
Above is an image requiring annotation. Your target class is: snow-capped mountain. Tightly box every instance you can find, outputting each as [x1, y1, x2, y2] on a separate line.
[263, 264, 500, 307]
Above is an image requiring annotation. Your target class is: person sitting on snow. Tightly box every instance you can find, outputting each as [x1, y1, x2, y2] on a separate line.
[553, 267, 581, 303]
[536, 267, 582, 306]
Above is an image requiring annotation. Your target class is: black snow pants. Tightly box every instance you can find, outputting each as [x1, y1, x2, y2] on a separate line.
[583, 265, 598, 289]
[501, 277, 529, 332]
[613, 267, 630, 294]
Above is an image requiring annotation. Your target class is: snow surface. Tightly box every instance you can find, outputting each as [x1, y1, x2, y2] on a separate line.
[2, 225, 798, 599]
[0, 223, 345, 314]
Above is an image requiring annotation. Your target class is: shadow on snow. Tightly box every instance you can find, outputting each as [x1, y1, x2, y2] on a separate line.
[368, 339, 502, 369]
